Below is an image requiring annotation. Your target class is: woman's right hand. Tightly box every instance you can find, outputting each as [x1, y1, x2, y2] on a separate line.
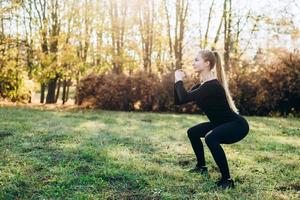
[175, 69, 186, 82]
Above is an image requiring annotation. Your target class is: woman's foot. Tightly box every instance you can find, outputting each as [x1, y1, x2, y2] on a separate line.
[216, 178, 235, 189]
[188, 165, 208, 174]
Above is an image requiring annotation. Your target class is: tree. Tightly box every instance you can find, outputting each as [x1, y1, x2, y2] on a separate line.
[108, 0, 128, 74]
[223, 0, 232, 71]
[45, 0, 60, 104]
[138, 0, 155, 74]
[164, 0, 189, 70]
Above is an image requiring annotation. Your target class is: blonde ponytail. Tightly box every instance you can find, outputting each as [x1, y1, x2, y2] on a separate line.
[213, 51, 239, 114]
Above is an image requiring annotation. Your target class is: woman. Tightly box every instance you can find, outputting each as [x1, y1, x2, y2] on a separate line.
[174, 49, 249, 189]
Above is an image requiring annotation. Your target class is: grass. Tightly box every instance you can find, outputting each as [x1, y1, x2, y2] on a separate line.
[0, 106, 299, 199]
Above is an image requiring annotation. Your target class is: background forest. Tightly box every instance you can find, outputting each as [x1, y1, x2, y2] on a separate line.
[1, 0, 300, 116]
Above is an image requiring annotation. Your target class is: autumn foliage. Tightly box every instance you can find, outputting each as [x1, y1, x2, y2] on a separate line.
[77, 52, 300, 116]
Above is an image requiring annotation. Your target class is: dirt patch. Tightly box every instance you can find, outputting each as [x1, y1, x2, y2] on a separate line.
[0, 131, 13, 138]
[276, 182, 300, 191]
[178, 159, 191, 166]
[141, 119, 152, 123]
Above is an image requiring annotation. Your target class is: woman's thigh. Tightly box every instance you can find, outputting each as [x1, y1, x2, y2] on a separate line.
[205, 119, 249, 144]
[187, 122, 215, 138]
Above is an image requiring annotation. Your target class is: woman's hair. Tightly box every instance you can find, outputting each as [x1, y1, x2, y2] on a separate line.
[199, 49, 239, 113]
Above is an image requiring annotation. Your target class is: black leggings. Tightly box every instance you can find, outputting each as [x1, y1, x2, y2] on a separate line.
[187, 115, 249, 179]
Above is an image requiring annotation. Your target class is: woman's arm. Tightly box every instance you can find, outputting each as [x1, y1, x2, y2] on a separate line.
[174, 80, 199, 105]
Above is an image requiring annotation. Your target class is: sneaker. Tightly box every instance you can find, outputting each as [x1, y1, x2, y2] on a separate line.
[188, 165, 208, 174]
[216, 178, 235, 189]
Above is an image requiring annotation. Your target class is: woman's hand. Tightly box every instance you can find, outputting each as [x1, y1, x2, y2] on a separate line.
[175, 69, 186, 82]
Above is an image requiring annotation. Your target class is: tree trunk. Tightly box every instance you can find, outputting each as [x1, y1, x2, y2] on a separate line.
[138, 0, 154, 74]
[203, 0, 215, 49]
[40, 83, 46, 103]
[62, 78, 67, 104]
[109, 0, 127, 74]
[55, 79, 61, 103]
[211, 2, 225, 51]
[46, 76, 58, 103]
[164, 0, 188, 71]
[45, 0, 60, 103]
[223, 0, 232, 71]
[66, 80, 70, 102]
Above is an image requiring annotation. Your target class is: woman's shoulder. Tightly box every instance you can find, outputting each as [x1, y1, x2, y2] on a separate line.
[200, 79, 220, 88]
[200, 79, 224, 93]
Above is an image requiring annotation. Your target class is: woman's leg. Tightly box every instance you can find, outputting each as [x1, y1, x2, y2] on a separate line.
[204, 118, 249, 179]
[187, 122, 215, 167]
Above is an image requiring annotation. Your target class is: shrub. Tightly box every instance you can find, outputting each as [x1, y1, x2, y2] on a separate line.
[76, 71, 201, 113]
[77, 51, 300, 116]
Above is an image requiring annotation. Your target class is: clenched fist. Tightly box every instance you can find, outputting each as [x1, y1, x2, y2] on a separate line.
[175, 69, 186, 82]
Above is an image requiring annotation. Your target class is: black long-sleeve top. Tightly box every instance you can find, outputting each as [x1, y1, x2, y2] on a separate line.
[174, 79, 239, 125]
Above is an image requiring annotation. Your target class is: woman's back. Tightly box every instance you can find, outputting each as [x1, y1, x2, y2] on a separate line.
[174, 79, 238, 125]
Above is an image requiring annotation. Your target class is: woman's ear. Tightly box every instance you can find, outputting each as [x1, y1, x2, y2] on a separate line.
[205, 60, 211, 68]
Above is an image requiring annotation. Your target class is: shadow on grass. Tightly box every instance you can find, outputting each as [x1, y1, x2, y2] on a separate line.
[0, 131, 13, 139]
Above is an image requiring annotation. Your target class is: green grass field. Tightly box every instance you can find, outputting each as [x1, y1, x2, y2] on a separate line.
[0, 107, 299, 199]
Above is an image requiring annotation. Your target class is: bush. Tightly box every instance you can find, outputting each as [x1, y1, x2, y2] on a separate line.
[257, 53, 300, 116]
[0, 74, 31, 103]
[77, 72, 157, 111]
[230, 51, 300, 116]
[76, 71, 201, 113]
[77, 51, 300, 116]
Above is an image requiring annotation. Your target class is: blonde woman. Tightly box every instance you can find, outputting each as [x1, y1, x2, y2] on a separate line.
[174, 50, 249, 189]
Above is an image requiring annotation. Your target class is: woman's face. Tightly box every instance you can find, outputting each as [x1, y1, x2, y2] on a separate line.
[192, 53, 210, 73]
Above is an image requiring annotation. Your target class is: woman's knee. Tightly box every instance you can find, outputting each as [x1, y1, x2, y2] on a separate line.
[187, 127, 200, 139]
[187, 128, 194, 138]
[187, 122, 213, 139]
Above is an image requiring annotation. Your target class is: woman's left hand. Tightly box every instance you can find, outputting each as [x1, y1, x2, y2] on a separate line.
[175, 69, 186, 82]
